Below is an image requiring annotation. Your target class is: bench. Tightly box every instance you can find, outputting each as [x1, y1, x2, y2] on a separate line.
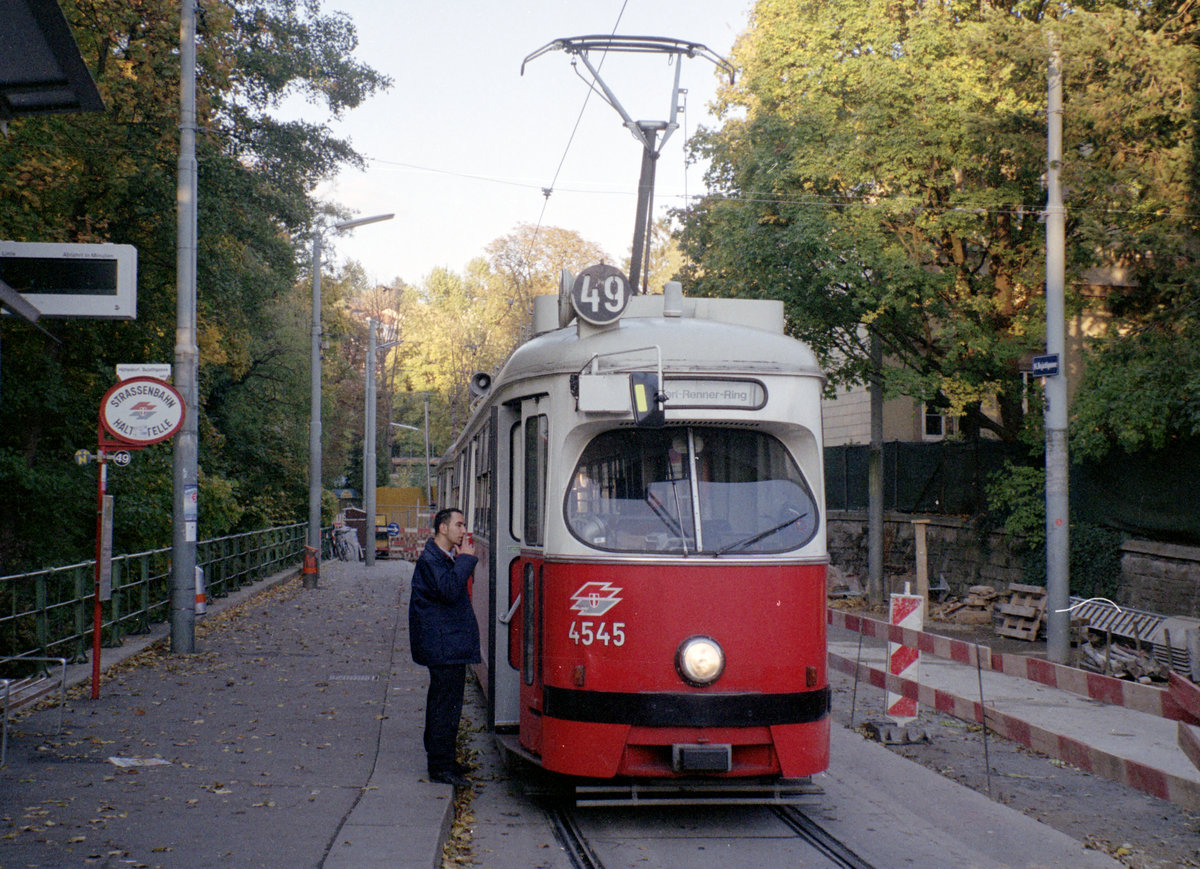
[2, 656, 67, 765]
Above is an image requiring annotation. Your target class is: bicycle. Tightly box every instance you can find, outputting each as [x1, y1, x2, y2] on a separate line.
[334, 526, 362, 562]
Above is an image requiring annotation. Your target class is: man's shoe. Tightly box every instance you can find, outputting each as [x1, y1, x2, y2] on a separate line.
[429, 770, 470, 788]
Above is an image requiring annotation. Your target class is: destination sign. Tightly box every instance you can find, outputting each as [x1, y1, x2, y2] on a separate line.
[661, 378, 766, 410]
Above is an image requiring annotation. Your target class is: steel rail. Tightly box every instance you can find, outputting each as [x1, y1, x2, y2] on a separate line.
[773, 806, 876, 869]
[545, 806, 607, 869]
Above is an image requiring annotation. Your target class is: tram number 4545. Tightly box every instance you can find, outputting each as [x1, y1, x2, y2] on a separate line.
[568, 621, 626, 646]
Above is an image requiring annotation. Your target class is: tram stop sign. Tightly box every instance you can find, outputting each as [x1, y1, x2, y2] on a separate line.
[99, 376, 185, 445]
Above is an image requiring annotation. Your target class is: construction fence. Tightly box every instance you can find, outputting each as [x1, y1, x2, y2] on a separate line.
[825, 438, 1200, 545]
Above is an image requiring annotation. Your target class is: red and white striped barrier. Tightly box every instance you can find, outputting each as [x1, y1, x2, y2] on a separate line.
[828, 607, 1198, 723]
[887, 591, 923, 723]
[828, 649, 1200, 811]
[390, 527, 434, 562]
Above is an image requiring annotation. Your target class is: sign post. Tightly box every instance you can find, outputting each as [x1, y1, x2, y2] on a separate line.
[90, 377, 185, 699]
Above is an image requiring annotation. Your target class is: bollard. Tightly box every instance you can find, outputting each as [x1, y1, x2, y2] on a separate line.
[194, 566, 207, 616]
[302, 545, 318, 588]
[887, 583, 924, 725]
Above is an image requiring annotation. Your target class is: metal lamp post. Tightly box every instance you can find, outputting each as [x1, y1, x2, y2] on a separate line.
[364, 318, 401, 567]
[308, 212, 393, 587]
[170, 0, 199, 651]
[390, 416, 432, 509]
[1044, 49, 1070, 663]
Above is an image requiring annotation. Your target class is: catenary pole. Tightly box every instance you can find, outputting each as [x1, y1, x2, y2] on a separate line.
[309, 214, 393, 580]
[867, 332, 884, 608]
[423, 393, 432, 509]
[365, 320, 378, 566]
[170, 0, 199, 654]
[1044, 45, 1070, 663]
[307, 229, 323, 587]
[365, 318, 400, 566]
[390, 421, 429, 513]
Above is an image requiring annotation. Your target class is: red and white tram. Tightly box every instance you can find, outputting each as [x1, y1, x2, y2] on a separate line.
[437, 268, 829, 794]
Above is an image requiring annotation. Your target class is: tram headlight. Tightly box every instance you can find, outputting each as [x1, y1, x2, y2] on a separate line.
[676, 636, 725, 686]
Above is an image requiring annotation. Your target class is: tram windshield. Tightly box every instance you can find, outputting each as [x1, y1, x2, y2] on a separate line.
[565, 426, 819, 555]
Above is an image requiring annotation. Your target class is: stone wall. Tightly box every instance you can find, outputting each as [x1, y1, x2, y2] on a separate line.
[1118, 540, 1200, 618]
[827, 511, 1200, 618]
[827, 511, 1024, 598]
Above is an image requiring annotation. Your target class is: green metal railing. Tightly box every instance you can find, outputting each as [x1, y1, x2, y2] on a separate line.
[0, 523, 312, 665]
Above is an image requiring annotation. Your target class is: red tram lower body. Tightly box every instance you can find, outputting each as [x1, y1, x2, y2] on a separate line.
[507, 558, 829, 780]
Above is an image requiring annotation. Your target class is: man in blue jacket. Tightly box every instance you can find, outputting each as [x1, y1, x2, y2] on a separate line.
[409, 507, 480, 787]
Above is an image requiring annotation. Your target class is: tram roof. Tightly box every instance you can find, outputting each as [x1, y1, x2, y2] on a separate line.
[497, 297, 825, 388]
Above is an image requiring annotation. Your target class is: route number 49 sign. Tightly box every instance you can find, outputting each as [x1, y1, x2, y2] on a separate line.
[571, 264, 631, 325]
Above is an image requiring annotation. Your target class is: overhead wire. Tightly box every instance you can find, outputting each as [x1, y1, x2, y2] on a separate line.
[357, 152, 1183, 221]
[679, 87, 690, 283]
[520, 0, 631, 269]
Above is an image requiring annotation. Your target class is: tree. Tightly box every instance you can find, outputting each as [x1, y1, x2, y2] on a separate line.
[0, 0, 387, 571]
[383, 226, 612, 455]
[1040, 6, 1199, 459]
[677, 0, 1198, 446]
[397, 264, 510, 434]
[485, 224, 611, 353]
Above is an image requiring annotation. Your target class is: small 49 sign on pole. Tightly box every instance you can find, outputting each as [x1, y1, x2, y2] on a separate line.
[88, 376, 186, 699]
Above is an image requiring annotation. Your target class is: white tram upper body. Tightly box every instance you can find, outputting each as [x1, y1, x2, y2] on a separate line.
[439, 273, 830, 782]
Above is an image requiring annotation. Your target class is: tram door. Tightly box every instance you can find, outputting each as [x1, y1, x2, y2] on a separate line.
[490, 402, 523, 730]
[508, 399, 548, 753]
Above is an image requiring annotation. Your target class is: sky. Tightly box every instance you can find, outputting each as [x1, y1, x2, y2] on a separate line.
[300, 0, 753, 287]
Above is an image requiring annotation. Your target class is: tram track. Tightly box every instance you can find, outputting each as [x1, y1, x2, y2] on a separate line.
[545, 805, 607, 869]
[543, 802, 876, 869]
[772, 806, 877, 869]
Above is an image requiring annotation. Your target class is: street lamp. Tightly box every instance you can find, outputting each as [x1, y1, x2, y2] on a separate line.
[390, 410, 432, 510]
[308, 212, 393, 587]
[364, 318, 400, 567]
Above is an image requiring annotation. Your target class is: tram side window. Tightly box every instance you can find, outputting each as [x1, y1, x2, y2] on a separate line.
[474, 430, 492, 533]
[510, 422, 521, 541]
[565, 426, 818, 555]
[457, 452, 468, 513]
[523, 415, 548, 546]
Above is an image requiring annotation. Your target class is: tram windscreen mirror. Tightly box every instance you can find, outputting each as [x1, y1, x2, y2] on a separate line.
[630, 372, 665, 427]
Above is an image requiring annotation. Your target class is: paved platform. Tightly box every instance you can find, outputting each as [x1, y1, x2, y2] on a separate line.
[0, 556, 452, 869]
[828, 613, 1200, 812]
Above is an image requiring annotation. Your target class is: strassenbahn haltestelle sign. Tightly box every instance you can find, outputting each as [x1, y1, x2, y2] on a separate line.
[100, 376, 185, 445]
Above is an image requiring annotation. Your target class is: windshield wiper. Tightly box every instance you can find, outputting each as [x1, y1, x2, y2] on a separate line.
[645, 487, 690, 554]
[713, 510, 806, 557]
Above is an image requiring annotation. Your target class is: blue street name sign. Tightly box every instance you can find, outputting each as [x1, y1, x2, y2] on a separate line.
[1032, 353, 1060, 377]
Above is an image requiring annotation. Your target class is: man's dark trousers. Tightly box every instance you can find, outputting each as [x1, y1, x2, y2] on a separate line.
[425, 663, 466, 774]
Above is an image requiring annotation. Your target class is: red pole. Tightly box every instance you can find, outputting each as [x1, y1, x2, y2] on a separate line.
[92, 436, 106, 700]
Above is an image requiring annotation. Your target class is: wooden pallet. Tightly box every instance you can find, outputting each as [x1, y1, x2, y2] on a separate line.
[995, 583, 1048, 641]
